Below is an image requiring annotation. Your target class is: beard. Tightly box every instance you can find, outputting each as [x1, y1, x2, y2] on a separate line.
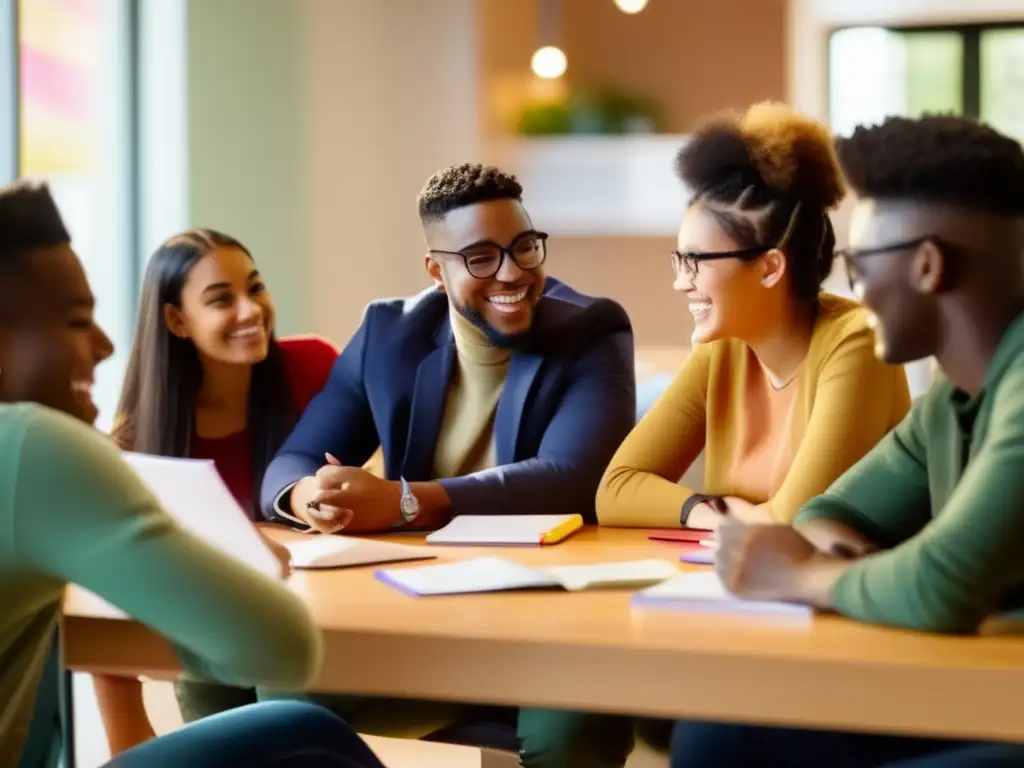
[450, 295, 530, 349]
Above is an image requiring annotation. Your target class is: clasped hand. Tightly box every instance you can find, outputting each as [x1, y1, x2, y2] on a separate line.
[303, 454, 401, 534]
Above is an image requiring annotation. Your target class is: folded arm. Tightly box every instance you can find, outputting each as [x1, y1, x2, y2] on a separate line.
[13, 407, 321, 688]
[596, 345, 710, 528]
[804, 371, 1024, 633]
[439, 330, 636, 524]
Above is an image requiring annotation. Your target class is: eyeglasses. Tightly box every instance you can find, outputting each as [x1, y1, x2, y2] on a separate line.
[835, 236, 938, 292]
[430, 231, 548, 279]
[670, 245, 767, 279]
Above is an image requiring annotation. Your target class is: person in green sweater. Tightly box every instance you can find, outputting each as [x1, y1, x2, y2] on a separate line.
[668, 117, 1024, 766]
[0, 179, 385, 767]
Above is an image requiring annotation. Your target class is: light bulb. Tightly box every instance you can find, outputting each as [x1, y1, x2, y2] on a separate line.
[614, 0, 649, 13]
[531, 46, 567, 79]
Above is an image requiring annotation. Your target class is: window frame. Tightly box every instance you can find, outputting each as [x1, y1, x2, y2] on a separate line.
[827, 21, 1024, 123]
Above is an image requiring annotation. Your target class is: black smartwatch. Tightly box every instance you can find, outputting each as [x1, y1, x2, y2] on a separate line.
[680, 494, 719, 527]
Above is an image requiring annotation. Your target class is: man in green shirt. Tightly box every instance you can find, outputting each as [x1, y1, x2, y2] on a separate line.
[0, 180, 386, 767]
[669, 116, 1024, 766]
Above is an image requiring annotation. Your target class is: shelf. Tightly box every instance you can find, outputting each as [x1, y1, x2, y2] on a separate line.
[487, 135, 690, 237]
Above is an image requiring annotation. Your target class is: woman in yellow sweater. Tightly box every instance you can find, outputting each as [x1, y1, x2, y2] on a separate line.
[597, 102, 911, 530]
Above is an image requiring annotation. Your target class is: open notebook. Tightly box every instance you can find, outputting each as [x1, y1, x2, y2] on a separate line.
[632, 571, 813, 617]
[376, 556, 679, 596]
[425, 514, 583, 546]
[286, 536, 435, 570]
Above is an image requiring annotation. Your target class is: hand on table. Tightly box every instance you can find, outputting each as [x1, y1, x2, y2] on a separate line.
[304, 453, 401, 534]
[714, 517, 851, 607]
[685, 496, 771, 530]
[718, 496, 773, 523]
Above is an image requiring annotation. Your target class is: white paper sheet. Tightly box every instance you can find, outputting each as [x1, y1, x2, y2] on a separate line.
[633, 572, 813, 616]
[287, 536, 436, 569]
[377, 556, 679, 596]
[424, 514, 581, 545]
[121, 452, 279, 577]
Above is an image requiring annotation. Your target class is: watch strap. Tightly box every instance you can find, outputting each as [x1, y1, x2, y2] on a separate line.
[680, 494, 718, 527]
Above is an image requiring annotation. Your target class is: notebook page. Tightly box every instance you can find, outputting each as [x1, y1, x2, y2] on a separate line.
[376, 557, 559, 596]
[121, 452, 279, 578]
[425, 514, 582, 545]
[541, 560, 679, 591]
[633, 572, 812, 616]
[288, 537, 435, 569]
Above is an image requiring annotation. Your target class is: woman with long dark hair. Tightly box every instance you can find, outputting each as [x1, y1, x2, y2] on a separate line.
[95, 229, 337, 753]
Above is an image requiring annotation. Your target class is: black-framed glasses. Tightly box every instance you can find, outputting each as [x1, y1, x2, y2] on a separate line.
[429, 230, 548, 279]
[670, 245, 767, 279]
[835, 236, 937, 292]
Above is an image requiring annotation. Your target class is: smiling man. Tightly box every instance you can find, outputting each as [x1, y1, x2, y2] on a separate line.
[259, 163, 637, 767]
[669, 116, 1024, 767]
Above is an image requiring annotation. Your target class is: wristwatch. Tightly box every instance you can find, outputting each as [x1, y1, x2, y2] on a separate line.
[399, 477, 421, 526]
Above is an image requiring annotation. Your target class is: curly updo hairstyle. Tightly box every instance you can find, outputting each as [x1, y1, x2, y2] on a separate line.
[675, 101, 847, 305]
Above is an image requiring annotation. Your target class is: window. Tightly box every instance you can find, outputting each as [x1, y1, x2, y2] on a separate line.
[829, 23, 1024, 143]
[18, 0, 137, 430]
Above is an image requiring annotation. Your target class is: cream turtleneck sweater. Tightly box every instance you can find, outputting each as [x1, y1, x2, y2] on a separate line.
[361, 308, 511, 479]
[431, 308, 511, 478]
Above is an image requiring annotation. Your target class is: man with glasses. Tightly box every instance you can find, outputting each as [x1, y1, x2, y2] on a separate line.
[670, 115, 1024, 767]
[259, 163, 637, 767]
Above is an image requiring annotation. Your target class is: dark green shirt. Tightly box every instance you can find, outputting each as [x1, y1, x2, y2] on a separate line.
[796, 311, 1024, 634]
[0, 404, 322, 767]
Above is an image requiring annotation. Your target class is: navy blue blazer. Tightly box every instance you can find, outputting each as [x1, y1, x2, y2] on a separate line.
[260, 278, 635, 524]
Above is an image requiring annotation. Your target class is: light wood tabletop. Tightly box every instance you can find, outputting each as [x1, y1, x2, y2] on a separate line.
[64, 526, 1024, 742]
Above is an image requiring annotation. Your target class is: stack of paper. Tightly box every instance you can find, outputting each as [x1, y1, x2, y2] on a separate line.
[287, 536, 435, 570]
[376, 557, 679, 596]
[425, 514, 583, 546]
[122, 453, 279, 577]
[632, 572, 812, 617]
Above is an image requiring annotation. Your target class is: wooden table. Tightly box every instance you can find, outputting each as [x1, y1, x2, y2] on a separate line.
[64, 527, 1024, 743]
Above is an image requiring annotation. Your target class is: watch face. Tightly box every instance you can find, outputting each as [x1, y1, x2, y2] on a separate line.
[401, 494, 419, 521]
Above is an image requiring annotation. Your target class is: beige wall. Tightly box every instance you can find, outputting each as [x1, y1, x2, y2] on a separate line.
[481, 0, 787, 345]
[547, 235, 694, 346]
[562, 0, 787, 132]
[183, 0, 481, 345]
[481, 0, 786, 135]
[182, 0, 786, 349]
[303, 0, 481, 342]
[186, 0, 311, 335]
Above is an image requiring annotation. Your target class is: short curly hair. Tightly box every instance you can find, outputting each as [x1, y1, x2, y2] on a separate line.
[835, 115, 1024, 216]
[417, 163, 523, 222]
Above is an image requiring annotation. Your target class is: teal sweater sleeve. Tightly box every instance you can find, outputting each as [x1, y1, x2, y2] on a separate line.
[800, 369, 1024, 634]
[10, 406, 322, 687]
